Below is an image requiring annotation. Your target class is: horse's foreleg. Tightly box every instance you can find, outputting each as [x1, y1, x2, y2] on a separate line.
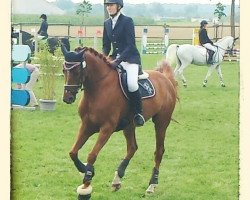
[146, 115, 169, 194]
[215, 65, 225, 87]
[112, 125, 137, 191]
[203, 65, 216, 87]
[69, 123, 94, 174]
[69, 123, 95, 199]
[77, 125, 114, 198]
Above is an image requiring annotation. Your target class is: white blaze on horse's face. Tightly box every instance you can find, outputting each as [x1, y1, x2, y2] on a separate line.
[82, 61, 87, 69]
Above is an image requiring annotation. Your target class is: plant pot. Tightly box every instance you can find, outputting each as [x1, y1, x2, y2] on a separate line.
[39, 99, 56, 111]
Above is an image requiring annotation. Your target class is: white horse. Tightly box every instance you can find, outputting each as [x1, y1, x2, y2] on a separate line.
[166, 36, 238, 87]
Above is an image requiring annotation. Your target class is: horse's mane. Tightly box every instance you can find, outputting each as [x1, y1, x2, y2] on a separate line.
[75, 46, 113, 68]
[215, 36, 232, 44]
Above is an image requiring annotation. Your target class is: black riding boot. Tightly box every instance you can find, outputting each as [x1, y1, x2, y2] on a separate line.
[129, 90, 145, 127]
[208, 51, 215, 64]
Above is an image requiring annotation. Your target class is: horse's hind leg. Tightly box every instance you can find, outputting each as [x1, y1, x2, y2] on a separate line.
[112, 125, 137, 191]
[175, 63, 188, 87]
[146, 113, 171, 194]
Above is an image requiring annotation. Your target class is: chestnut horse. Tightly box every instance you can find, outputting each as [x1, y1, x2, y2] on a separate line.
[61, 46, 178, 199]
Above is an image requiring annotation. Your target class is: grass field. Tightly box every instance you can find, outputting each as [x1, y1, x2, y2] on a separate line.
[11, 49, 239, 199]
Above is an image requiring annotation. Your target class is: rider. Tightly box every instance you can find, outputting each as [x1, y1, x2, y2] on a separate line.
[37, 14, 48, 39]
[199, 20, 216, 64]
[103, 0, 145, 127]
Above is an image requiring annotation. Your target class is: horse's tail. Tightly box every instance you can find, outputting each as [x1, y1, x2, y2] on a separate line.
[166, 44, 179, 66]
[156, 59, 178, 90]
[156, 60, 180, 123]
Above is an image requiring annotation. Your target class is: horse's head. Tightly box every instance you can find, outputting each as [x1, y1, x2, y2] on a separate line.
[229, 37, 239, 55]
[61, 45, 86, 104]
[227, 36, 239, 55]
[216, 36, 239, 56]
[61, 45, 114, 104]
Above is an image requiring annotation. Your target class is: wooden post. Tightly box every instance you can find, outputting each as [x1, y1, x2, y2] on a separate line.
[67, 24, 70, 38]
[31, 28, 38, 55]
[19, 32, 22, 45]
[141, 27, 148, 54]
[215, 25, 219, 41]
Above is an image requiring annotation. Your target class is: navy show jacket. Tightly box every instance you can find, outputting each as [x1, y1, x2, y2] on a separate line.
[38, 20, 48, 37]
[102, 14, 141, 65]
[199, 28, 213, 45]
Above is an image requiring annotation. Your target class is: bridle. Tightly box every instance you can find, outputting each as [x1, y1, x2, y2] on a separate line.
[63, 61, 86, 94]
[215, 37, 238, 55]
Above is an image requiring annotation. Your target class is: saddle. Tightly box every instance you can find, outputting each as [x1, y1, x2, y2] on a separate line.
[196, 45, 216, 64]
[117, 65, 155, 100]
[206, 49, 215, 64]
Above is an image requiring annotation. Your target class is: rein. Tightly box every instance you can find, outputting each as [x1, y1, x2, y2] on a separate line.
[215, 37, 235, 53]
[63, 59, 113, 92]
[212, 38, 235, 62]
[92, 67, 112, 84]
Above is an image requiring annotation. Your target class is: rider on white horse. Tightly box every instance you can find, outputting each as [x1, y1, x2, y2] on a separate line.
[199, 20, 216, 64]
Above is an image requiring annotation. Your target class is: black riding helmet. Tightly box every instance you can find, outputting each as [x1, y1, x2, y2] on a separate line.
[200, 20, 208, 28]
[40, 14, 47, 20]
[104, 0, 123, 8]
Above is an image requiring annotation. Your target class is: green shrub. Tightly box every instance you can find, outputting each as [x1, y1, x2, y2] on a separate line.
[36, 43, 63, 100]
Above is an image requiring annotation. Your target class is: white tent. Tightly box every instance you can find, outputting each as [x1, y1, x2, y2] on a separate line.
[12, 0, 66, 15]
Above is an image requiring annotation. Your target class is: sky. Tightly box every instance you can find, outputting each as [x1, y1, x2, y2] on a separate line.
[48, 0, 239, 5]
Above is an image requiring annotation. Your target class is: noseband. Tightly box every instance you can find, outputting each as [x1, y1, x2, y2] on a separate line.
[63, 61, 86, 94]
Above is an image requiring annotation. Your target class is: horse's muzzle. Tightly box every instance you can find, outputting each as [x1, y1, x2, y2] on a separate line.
[63, 91, 76, 104]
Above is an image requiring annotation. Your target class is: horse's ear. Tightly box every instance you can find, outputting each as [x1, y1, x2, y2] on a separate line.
[61, 44, 68, 57]
[234, 37, 239, 41]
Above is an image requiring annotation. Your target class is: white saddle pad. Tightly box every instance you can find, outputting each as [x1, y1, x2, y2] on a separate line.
[194, 45, 216, 57]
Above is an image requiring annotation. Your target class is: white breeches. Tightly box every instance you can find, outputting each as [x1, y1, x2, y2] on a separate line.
[203, 43, 216, 52]
[120, 62, 139, 92]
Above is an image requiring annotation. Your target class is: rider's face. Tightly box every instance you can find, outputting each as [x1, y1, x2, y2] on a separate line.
[204, 24, 208, 29]
[106, 4, 118, 15]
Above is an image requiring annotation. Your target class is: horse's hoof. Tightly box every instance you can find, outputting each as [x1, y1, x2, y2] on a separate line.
[77, 184, 92, 196]
[78, 194, 91, 200]
[203, 84, 207, 87]
[183, 84, 187, 88]
[111, 183, 121, 191]
[111, 171, 122, 191]
[145, 184, 157, 194]
[221, 84, 226, 87]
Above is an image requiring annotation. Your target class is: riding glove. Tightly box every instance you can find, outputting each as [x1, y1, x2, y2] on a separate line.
[109, 60, 119, 69]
